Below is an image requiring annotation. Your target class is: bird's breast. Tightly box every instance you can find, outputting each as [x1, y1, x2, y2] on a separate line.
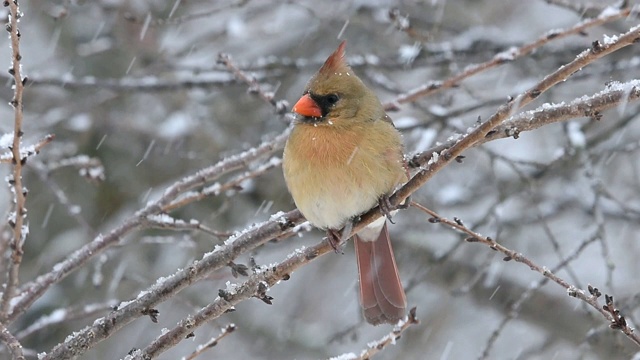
[283, 122, 404, 230]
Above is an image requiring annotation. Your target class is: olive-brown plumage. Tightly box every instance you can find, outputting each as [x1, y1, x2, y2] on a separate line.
[282, 41, 407, 325]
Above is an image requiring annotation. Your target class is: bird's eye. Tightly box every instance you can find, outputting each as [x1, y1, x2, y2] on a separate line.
[326, 94, 339, 105]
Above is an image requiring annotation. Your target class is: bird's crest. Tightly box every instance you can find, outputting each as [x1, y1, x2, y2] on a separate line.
[318, 40, 348, 76]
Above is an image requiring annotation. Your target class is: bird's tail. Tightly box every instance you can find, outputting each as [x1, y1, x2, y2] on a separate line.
[354, 221, 406, 325]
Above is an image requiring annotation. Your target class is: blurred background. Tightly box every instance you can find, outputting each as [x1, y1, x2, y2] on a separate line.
[0, 0, 639, 359]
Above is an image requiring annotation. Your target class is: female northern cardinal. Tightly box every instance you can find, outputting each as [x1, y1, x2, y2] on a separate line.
[282, 41, 407, 325]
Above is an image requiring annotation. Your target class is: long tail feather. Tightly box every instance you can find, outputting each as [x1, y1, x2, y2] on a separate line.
[354, 222, 406, 325]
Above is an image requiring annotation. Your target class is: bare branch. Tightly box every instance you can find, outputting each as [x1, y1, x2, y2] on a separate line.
[411, 202, 640, 348]
[41, 210, 306, 359]
[7, 130, 289, 324]
[182, 323, 236, 360]
[1, 0, 28, 321]
[0, 321, 24, 360]
[15, 301, 117, 340]
[383, 6, 634, 111]
[0, 134, 54, 164]
[338, 307, 420, 360]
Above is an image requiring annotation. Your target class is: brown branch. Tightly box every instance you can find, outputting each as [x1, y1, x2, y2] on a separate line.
[162, 157, 282, 212]
[218, 53, 290, 115]
[386, 24, 640, 228]
[410, 78, 640, 166]
[15, 301, 117, 340]
[411, 202, 640, 348]
[0, 134, 54, 164]
[542, 0, 613, 17]
[41, 209, 306, 359]
[342, 307, 419, 360]
[1, 0, 27, 322]
[3, 71, 273, 92]
[0, 321, 24, 360]
[485, 79, 640, 142]
[477, 228, 602, 359]
[7, 130, 288, 325]
[388, 8, 431, 43]
[127, 231, 334, 359]
[130, 235, 418, 359]
[124, 0, 251, 26]
[144, 214, 228, 239]
[182, 323, 236, 360]
[383, 6, 634, 111]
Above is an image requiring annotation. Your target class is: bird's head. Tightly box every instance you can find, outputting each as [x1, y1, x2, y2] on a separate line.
[292, 41, 383, 126]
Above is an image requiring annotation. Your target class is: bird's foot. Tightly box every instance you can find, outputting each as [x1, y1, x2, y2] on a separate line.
[326, 229, 344, 254]
[379, 195, 396, 224]
[379, 195, 411, 224]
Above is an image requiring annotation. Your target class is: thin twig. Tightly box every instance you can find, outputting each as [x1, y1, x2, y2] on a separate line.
[182, 323, 236, 360]
[383, 6, 634, 111]
[0, 134, 54, 164]
[340, 308, 419, 360]
[162, 157, 281, 212]
[15, 301, 117, 340]
[1, 0, 27, 321]
[42, 209, 306, 359]
[411, 202, 640, 347]
[124, 0, 251, 26]
[218, 53, 290, 115]
[7, 130, 289, 324]
[0, 320, 24, 360]
[393, 25, 640, 218]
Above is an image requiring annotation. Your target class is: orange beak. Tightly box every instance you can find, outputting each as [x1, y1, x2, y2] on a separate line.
[292, 94, 322, 118]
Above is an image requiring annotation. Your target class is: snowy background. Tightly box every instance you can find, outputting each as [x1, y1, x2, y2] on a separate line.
[0, 0, 639, 359]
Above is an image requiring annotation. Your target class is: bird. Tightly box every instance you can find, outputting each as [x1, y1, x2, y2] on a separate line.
[282, 41, 408, 325]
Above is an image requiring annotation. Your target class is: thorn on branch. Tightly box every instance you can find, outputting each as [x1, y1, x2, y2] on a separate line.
[427, 217, 440, 223]
[603, 294, 628, 330]
[588, 284, 602, 298]
[407, 307, 419, 324]
[142, 307, 160, 323]
[256, 281, 273, 305]
[228, 261, 249, 278]
[505, 127, 520, 139]
[218, 289, 232, 302]
[455, 155, 465, 163]
[591, 40, 604, 53]
[225, 323, 237, 334]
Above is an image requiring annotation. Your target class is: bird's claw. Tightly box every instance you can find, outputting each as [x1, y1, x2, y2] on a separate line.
[379, 195, 411, 224]
[379, 196, 395, 224]
[326, 229, 345, 254]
